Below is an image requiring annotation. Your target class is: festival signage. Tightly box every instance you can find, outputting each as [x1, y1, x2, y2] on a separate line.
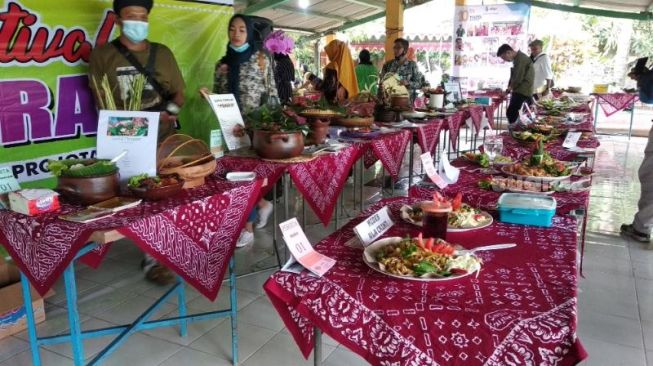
[452, 3, 530, 92]
[0, 0, 232, 187]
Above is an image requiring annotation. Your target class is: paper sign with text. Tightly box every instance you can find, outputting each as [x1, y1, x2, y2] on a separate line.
[420, 153, 448, 189]
[563, 132, 582, 148]
[204, 94, 251, 151]
[279, 218, 335, 277]
[0, 167, 20, 194]
[353, 206, 395, 247]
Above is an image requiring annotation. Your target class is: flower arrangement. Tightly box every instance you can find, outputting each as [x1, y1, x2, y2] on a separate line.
[264, 30, 294, 55]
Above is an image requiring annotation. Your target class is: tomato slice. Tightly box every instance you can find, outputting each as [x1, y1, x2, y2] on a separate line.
[452, 192, 463, 211]
[416, 233, 424, 248]
[450, 268, 468, 275]
[425, 238, 435, 251]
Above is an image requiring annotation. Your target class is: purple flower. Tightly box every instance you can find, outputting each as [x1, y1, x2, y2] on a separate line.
[264, 30, 294, 55]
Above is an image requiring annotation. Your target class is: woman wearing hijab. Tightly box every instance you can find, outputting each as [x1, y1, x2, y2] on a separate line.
[355, 49, 378, 95]
[211, 14, 276, 247]
[322, 39, 359, 104]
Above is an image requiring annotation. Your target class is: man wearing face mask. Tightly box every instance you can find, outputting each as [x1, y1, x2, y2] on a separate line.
[88, 0, 185, 285]
[378, 38, 428, 103]
[89, 0, 185, 141]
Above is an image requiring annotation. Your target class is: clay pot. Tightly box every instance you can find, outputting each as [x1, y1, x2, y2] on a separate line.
[253, 130, 304, 159]
[390, 95, 410, 109]
[56, 172, 120, 205]
[306, 118, 330, 145]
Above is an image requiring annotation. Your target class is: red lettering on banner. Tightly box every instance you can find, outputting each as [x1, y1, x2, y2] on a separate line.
[0, 2, 115, 65]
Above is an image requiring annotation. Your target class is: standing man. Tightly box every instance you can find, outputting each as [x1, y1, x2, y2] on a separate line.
[89, 0, 185, 141]
[379, 38, 428, 104]
[88, 0, 186, 285]
[529, 39, 554, 100]
[622, 57, 653, 243]
[496, 44, 534, 127]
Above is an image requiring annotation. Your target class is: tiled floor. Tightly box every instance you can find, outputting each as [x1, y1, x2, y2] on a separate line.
[1, 132, 653, 365]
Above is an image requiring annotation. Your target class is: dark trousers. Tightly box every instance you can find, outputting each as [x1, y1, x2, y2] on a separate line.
[506, 92, 532, 125]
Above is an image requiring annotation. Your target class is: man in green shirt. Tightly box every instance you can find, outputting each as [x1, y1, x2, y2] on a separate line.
[497, 44, 534, 127]
[89, 0, 185, 285]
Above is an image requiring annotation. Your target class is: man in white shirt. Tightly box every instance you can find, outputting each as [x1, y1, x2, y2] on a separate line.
[529, 39, 553, 99]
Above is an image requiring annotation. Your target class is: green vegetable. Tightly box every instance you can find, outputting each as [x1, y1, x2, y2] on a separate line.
[401, 244, 418, 258]
[477, 153, 490, 168]
[478, 179, 492, 190]
[128, 174, 159, 188]
[47, 159, 117, 177]
[413, 261, 437, 276]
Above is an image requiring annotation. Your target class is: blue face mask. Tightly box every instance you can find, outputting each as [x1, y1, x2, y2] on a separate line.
[122, 20, 149, 43]
[229, 42, 250, 53]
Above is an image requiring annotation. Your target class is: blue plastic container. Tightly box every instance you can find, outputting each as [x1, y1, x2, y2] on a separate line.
[475, 97, 492, 106]
[497, 193, 557, 227]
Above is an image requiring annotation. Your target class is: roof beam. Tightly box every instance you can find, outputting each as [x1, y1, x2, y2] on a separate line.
[303, 11, 386, 41]
[507, 0, 652, 20]
[341, 0, 385, 10]
[276, 5, 351, 22]
[243, 0, 290, 14]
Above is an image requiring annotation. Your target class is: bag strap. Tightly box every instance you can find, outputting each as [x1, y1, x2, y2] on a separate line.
[111, 39, 169, 100]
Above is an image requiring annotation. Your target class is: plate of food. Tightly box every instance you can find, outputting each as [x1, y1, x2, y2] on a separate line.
[362, 236, 482, 281]
[463, 152, 514, 167]
[511, 131, 558, 143]
[400, 193, 493, 231]
[478, 177, 555, 195]
[501, 140, 572, 182]
[128, 174, 184, 201]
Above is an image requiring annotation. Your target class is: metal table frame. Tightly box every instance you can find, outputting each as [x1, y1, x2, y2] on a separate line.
[592, 94, 637, 139]
[20, 241, 239, 366]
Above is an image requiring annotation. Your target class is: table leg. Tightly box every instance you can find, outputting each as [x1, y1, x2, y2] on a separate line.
[629, 104, 635, 139]
[283, 173, 289, 220]
[176, 276, 187, 337]
[313, 328, 322, 366]
[359, 159, 364, 211]
[593, 97, 600, 130]
[63, 261, 85, 366]
[272, 181, 282, 267]
[408, 136, 414, 188]
[20, 272, 41, 366]
[229, 257, 239, 366]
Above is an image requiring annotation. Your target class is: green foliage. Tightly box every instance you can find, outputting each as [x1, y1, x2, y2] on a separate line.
[630, 20, 653, 56]
[246, 105, 309, 133]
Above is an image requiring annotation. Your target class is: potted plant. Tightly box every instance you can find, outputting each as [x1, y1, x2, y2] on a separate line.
[246, 104, 308, 159]
[298, 97, 344, 145]
[424, 86, 446, 109]
[334, 100, 376, 129]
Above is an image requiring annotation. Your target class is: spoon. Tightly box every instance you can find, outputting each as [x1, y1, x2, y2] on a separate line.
[110, 150, 128, 164]
[458, 243, 516, 255]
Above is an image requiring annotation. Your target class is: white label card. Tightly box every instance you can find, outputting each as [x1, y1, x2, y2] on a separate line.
[204, 94, 251, 151]
[420, 153, 448, 189]
[438, 148, 460, 184]
[563, 132, 582, 148]
[353, 206, 395, 247]
[279, 218, 335, 277]
[0, 167, 20, 194]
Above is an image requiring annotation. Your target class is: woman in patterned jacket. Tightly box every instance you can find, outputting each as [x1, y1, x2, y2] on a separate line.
[212, 14, 277, 247]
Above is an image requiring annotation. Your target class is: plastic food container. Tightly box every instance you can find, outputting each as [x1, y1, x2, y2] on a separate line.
[497, 193, 557, 227]
[474, 97, 492, 106]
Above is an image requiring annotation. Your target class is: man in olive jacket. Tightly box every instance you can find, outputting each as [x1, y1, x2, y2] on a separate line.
[497, 44, 534, 127]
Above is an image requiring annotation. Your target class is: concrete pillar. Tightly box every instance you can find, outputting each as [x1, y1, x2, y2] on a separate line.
[384, 0, 404, 62]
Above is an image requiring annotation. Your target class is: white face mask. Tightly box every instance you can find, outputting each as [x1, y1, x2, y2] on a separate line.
[121, 20, 149, 43]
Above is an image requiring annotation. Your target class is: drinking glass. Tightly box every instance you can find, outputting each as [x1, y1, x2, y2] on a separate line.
[421, 202, 451, 240]
[483, 135, 504, 173]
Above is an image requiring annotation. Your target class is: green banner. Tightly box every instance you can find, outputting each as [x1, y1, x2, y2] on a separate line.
[0, 0, 231, 187]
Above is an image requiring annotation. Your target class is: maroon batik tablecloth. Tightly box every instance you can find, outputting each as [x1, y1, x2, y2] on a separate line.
[415, 119, 444, 155]
[483, 104, 496, 130]
[359, 130, 411, 179]
[593, 93, 638, 117]
[264, 197, 586, 365]
[216, 145, 362, 226]
[463, 105, 485, 136]
[443, 111, 465, 150]
[497, 132, 600, 162]
[409, 159, 590, 215]
[0, 177, 262, 300]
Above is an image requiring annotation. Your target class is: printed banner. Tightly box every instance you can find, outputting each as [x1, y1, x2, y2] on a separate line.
[0, 0, 232, 187]
[452, 3, 530, 93]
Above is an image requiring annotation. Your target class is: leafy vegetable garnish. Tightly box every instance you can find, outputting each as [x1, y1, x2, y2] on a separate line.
[128, 174, 160, 188]
[478, 179, 492, 190]
[401, 244, 418, 258]
[414, 261, 437, 276]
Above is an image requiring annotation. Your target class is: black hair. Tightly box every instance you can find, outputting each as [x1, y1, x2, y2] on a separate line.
[358, 49, 372, 65]
[496, 44, 513, 57]
[394, 38, 409, 51]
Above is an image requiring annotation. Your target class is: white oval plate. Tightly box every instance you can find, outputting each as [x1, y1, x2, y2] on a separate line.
[399, 204, 494, 231]
[501, 165, 571, 183]
[362, 237, 480, 282]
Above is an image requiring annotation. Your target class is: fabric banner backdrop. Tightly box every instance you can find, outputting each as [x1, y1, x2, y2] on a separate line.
[452, 3, 530, 93]
[0, 0, 232, 187]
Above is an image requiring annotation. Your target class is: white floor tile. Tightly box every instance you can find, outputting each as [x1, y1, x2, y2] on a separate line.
[42, 317, 114, 361]
[142, 304, 226, 346]
[142, 282, 203, 305]
[75, 258, 135, 285]
[237, 296, 285, 332]
[47, 277, 102, 306]
[0, 336, 29, 363]
[76, 286, 139, 318]
[643, 320, 653, 352]
[236, 269, 277, 295]
[323, 346, 369, 366]
[188, 320, 276, 362]
[579, 337, 647, 366]
[186, 285, 261, 312]
[101, 333, 182, 366]
[0, 348, 72, 366]
[243, 331, 336, 366]
[93, 293, 177, 325]
[14, 304, 90, 341]
[160, 347, 232, 366]
[577, 281, 639, 320]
